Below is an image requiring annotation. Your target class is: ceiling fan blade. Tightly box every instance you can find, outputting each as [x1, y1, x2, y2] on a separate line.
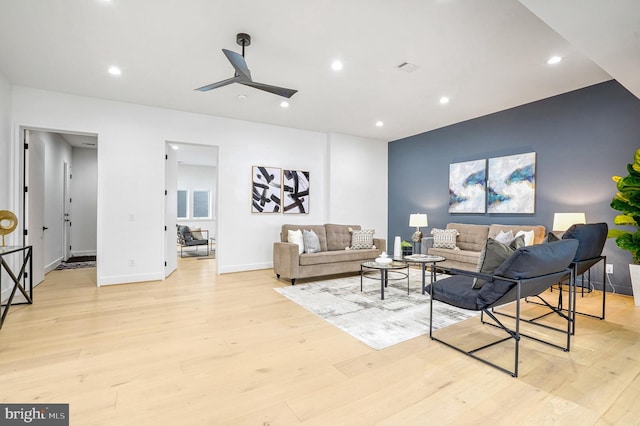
[222, 49, 252, 81]
[240, 80, 298, 98]
[194, 76, 240, 92]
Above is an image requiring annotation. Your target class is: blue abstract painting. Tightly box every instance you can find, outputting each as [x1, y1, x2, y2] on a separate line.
[487, 152, 536, 213]
[449, 159, 486, 213]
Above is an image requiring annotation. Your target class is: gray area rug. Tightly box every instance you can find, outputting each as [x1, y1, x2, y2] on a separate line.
[274, 270, 479, 350]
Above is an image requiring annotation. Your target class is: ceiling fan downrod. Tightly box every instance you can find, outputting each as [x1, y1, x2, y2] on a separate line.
[236, 33, 251, 57]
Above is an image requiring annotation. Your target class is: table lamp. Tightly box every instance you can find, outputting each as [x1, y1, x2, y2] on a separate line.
[409, 213, 428, 243]
[552, 212, 586, 235]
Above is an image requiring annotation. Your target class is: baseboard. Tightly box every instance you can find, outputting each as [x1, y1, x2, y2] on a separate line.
[45, 258, 63, 273]
[71, 250, 97, 257]
[218, 262, 271, 274]
[97, 272, 163, 286]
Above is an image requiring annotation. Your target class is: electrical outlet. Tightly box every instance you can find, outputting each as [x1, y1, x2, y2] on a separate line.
[606, 263, 613, 274]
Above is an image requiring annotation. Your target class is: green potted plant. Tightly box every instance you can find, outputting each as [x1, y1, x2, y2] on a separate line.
[609, 148, 640, 306]
[401, 240, 413, 256]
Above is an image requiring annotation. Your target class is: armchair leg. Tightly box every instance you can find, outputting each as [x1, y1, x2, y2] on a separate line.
[291, 279, 296, 285]
[276, 274, 280, 279]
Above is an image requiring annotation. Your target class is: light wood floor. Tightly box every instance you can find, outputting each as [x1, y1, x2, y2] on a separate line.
[2, 258, 640, 425]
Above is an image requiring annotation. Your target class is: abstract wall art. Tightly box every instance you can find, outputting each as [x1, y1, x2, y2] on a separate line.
[251, 166, 281, 213]
[283, 169, 310, 214]
[448, 159, 487, 213]
[487, 152, 536, 214]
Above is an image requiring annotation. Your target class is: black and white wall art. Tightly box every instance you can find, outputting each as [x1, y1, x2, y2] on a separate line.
[283, 170, 310, 214]
[251, 166, 282, 213]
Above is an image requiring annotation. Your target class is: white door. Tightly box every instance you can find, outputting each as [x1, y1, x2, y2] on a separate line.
[26, 130, 46, 285]
[63, 161, 72, 260]
[164, 144, 178, 277]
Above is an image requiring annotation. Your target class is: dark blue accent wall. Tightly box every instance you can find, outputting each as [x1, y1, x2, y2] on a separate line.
[389, 80, 640, 295]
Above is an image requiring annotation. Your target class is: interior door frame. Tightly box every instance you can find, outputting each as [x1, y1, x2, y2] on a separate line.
[17, 125, 100, 286]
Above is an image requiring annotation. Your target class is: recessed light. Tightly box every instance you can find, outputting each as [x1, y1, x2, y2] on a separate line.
[547, 56, 562, 65]
[331, 61, 344, 71]
[375, 121, 384, 127]
[171, 145, 179, 150]
[280, 101, 290, 108]
[108, 66, 121, 76]
[237, 94, 247, 101]
[439, 96, 450, 104]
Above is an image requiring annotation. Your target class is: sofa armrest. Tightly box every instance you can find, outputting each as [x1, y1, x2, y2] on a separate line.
[373, 238, 386, 253]
[273, 242, 300, 279]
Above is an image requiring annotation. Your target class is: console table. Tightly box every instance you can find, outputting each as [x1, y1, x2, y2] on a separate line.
[0, 245, 33, 330]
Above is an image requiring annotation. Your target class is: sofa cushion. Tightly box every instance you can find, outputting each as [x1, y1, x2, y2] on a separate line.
[473, 235, 525, 289]
[299, 248, 378, 265]
[288, 229, 304, 254]
[447, 223, 489, 251]
[191, 228, 204, 240]
[543, 232, 560, 243]
[303, 229, 321, 253]
[476, 239, 578, 308]
[562, 223, 608, 262]
[350, 228, 374, 249]
[326, 224, 359, 251]
[428, 247, 480, 265]
[431, 228, 459, 249]
[178, 225, 193, 242]
[494, 230, 514, 244]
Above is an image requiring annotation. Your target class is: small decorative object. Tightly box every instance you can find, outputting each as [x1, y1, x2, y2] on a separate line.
[283, 169, 310, 214]
[0, 210, 18, 247]
[449, 159, 486, 213]
[487, 152, 536, 213]
[393, 236, 401, 257]
[375, 252, 392, 265]
[608, 148, 640, 306]
[401, 240, 413, 256]
[252, 166, 281, 213]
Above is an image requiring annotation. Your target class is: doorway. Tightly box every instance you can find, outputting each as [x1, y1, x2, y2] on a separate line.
[21, 128, 98, 286]
[164, 142, 218, 277]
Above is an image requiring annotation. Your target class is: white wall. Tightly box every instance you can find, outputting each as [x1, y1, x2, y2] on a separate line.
[328, 133, 388, 245]
[10, 86, 387, 285]
[71, 147, 97, 256]
[177, 164, 217, 239]
[33, 131, 72, 271]
[0, 72, 10, 211]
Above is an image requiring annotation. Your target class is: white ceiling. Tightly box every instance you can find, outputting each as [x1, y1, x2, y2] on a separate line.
[0, 0, 637, 141]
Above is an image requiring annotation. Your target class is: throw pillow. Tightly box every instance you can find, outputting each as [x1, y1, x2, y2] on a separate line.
[303, 229, 321, 253]
[473, 235, 525, 289]
[494, 230, 514, 244]
[516, 229, 535, 246]
[191, 228, 203, 240]
[350, 228, 375, 249]
[431, 228, 459, 249]
[349, 228, 375, 250]
[287, 229, 304, 254]
[543, 232, 560, 243]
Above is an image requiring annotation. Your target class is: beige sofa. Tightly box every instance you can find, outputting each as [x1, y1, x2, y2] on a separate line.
[273, 224, 386, 285]
[427, 223, 546, 271]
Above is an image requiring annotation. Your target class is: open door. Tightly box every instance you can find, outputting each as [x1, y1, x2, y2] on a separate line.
[164, 144, 178, 277]
[63, 161, 72, 261]
[25, 130, 46, 286]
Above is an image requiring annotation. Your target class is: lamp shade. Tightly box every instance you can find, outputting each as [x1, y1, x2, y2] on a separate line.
[409, 213, 428, 227]
[552, 213, 586, 232]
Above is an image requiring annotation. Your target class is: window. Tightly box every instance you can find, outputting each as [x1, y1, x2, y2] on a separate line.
[192, 190, 211, 219]
[177, 190, 188, 219]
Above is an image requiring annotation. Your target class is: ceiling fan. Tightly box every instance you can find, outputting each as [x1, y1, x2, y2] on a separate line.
[195, 33, 298, 99]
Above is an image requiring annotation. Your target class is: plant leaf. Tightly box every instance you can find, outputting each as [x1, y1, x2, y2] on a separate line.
[613, 214, 637, 226]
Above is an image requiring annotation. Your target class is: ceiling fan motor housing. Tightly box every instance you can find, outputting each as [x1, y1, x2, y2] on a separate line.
[236, 33, 251, 47]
